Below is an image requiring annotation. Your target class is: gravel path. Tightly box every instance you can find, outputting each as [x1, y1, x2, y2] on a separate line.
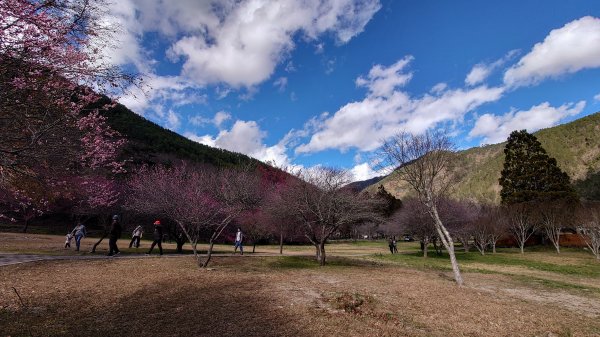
[0, 252, 274, 267]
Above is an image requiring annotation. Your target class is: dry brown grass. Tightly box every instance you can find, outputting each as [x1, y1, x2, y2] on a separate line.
[1, 255, 599, 337]
[2, 233, 600, 336]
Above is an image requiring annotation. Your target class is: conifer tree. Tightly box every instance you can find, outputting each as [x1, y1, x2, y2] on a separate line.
[499, 130, 577, 204]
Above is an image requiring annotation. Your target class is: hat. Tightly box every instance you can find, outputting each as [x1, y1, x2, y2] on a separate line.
[154, 220, 161, 225]
[112, 215, 119, 220]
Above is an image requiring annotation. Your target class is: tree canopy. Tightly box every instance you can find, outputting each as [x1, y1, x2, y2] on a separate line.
[499, 130, 577, 204]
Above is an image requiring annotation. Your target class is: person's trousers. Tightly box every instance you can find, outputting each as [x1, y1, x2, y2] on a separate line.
[129, 236, 140, 248]
[75, 235, 83, 251]
[148, 239, 162, 255]
[108, 237, 120, 255]
[234, 240, 243, 254]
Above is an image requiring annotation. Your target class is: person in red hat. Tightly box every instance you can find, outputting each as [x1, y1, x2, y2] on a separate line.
[146, 220, 163, 255]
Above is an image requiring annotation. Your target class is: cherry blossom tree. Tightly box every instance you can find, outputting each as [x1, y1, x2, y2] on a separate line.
[0, 0, 135, 187]
[127, 163, 263, 268]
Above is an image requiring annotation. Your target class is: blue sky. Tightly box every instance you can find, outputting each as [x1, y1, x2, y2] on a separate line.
[102, 0, 600, 180]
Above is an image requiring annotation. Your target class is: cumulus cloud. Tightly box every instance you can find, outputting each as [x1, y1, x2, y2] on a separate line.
[188, 110, 232, 128]
[186, 120, 293, 166]
[594, 92, 600, 102]
[349, 162, 380, 181]
[465, 50, 518, 86]
[296, 57, 504, 153]
[469, 101, 586, 144]
[504, 16, 600, 87]
[160, 0, 381, 88]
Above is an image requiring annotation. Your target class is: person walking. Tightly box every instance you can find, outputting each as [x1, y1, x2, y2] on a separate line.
[392, 237, 398, 254]
[129, 225, 144, 248]
[107, 215, 122, 256]
[72, 223, 87, 251]
[147, 220, 163, 255]
[64, 232, 73, 248]
[388, 238, 394, 254]
[234, 228, 243, 255]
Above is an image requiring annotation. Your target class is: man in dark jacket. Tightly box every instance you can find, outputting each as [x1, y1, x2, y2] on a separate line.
[147, 220, 163, 255]
[107, 215, 122, 256]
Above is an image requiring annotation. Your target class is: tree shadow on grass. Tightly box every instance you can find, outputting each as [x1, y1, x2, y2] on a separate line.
[75, 279, 306, 337]
[2, 277, 309, 337]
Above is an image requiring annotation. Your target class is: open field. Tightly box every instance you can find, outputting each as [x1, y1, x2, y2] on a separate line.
[1, 233, 600, 336]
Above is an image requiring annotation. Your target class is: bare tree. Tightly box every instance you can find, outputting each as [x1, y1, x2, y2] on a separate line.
[279, 167, 382, 265]
[539, 200, 575, 254]
[378, 130, 464, 286]
[393, 198, 437, 257]
[576, 202, 600, 260]
[506, 203, 538, 254]
[472, 205, 507, 255]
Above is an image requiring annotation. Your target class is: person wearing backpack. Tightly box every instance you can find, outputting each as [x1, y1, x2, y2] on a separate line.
[129, 225, 144, 249]
[146, 220, 163, 255]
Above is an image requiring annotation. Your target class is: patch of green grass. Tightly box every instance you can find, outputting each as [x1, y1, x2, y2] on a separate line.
[269, 256, 380, 269]
[511, 275, 600, 294]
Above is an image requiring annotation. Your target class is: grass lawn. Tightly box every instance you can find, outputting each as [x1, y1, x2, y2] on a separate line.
[1, 233, 600, 336]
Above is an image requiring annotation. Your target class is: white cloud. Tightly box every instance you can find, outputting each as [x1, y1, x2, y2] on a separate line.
[188, 110, 231, 128]
[213, 111, 232, 128]
[465, 64, 492, 87]
[594, 93, 600, 102]
[273, 77, 288, 92]
[431, 82, 447, 93]
[118, 75, 204, 116]
[166, 110, 181, 130]
[349, 163, 379, 182]
[469, 101, 586, 144]
[465, 50, 518, 86]
[504, 16, 600, 87]
[160, 0, 381, 88]
[187, 120, 293, 166]
[296, 57, 504, 153]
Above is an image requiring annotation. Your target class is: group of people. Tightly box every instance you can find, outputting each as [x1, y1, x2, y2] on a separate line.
[64, 215, 246, 256]
[64, 223, 87, 251]
[107, 216, 164, 256]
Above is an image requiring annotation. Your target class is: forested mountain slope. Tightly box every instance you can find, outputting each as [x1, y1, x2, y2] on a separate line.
[366, 112, 600, 203]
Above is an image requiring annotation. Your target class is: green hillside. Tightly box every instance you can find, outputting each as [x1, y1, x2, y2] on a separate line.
[368, 112, 600, 203]
[98, 99, 261, 168]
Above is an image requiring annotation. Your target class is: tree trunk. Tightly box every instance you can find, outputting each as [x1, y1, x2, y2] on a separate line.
[176, 240, 184, 254]
[91, 232, 108, 253]
[492, 242, 497, 254]
[314, 243, 320, 261]
[252, 243, 256, 253]
[429, 201, 463, 286]
[423, 242, 428, 258]
[319, 241, 326, 266]
[201, 241, 215, 268]
[279, 232, 284, 254]
[21, 219, 29, 233]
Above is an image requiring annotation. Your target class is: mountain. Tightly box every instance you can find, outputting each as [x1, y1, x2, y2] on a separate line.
[99, 99, 261, 169]
[364, 112, 600, 203]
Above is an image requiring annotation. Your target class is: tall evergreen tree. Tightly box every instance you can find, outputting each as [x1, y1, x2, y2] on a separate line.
[499, 130, 577, 204]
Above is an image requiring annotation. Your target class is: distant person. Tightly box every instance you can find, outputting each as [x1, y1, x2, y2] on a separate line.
[147, 220, 163, 255]
[388, 238, 394, 254]
[64, 232, 73, 249]
[129, 225, 144, 249]
[72, 223, 87, 251]
[107, 215, 122, 256]
[234, 228, 243, 255]
[392, 237, 398, 254]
